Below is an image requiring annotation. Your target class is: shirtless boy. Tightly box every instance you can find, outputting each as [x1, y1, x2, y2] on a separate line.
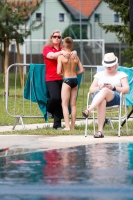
[57, 37, 84, 130]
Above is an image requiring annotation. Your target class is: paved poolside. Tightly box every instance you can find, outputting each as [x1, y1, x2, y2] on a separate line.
[0, 120, 133, 152]
[0, 134, 133, 152]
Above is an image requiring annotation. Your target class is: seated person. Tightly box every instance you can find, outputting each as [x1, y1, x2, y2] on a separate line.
[82, 52, 129, 138]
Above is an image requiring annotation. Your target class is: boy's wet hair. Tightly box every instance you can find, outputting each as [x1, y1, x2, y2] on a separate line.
[63, 37, 73, 48]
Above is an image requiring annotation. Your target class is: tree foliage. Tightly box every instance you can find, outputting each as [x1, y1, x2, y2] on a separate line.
[0, 0, 42, 92]
[0, 0, 42, 50]
[99, 0, 133, 66]
[62, 25, 88, 39]
[99, 0, 133, 45]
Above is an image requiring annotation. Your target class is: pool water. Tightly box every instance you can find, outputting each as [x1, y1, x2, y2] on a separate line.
[0, 142, 133, 200]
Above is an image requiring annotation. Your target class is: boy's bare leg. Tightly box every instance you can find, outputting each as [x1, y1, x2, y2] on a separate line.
[70, 86, 78, 130]
[61, 83, 71, 130]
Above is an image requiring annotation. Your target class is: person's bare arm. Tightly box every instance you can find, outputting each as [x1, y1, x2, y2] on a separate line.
[47, 50, 70, 59]
[89, 78, 100, 93]
[90, 77, 129, 94]
[57, 56, 63, 77]
[113, 77, 129, 94]
[71, 50, 77, 59]
[76, 58, 84, 75]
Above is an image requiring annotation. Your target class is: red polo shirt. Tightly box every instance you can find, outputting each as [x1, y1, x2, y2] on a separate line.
[42, 46, 62, 82]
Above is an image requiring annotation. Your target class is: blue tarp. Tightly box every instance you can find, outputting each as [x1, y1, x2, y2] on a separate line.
[118, 66, 133, 106]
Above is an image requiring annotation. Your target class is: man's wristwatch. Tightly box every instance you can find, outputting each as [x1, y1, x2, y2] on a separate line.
[113, 86, 116, 91]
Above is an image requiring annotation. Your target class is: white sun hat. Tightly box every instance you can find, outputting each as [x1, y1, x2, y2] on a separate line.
[102, 52, 118, 67]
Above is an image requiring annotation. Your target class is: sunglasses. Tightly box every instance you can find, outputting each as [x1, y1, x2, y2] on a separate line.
[52, 35, 61, 39]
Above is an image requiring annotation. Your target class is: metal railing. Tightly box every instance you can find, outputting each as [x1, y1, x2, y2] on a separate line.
[5, 63, 97, 130]
[6, 63, 132, 131]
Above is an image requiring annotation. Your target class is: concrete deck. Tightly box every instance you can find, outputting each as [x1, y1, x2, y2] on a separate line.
[0, 134, 133, 152]
[0, 120, 132, 153]
[0, 120, 86, 132]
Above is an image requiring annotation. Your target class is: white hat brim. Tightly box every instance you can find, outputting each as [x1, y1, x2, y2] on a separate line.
[102, 56, 118, 67]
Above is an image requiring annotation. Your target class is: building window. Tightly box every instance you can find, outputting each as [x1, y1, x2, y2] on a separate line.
[114, 13, 119, 22]
[94, 13, 100, 22]
[36, 13, 42, 21]
[59, 13, 64, 22]
[10, 44, 16, 53]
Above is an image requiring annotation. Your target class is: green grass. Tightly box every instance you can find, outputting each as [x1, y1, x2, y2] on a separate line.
[0, 72, 132, 136]
[0, 73, 90, 125]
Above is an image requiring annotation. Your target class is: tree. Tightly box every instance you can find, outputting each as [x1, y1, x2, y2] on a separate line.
[99, 0, 133, 67]
[62, 25, 88, 39]
[0, 0, 42, 92]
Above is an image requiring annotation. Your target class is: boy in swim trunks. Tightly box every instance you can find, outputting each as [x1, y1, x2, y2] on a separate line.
[57, 37, 84, 130]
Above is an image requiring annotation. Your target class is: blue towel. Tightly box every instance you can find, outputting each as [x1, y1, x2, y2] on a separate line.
[24, 64, 82, 120]
[118, 66, 133, 106]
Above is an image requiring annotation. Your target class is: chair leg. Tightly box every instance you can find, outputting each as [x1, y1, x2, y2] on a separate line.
[93, 112, 96, 135]
[118, 119, 121, 137]
[118, 107, 121, 137]
[125, 106, 128, 135]
[85, 118, 88, 137]
[108, 118, 114, 129]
